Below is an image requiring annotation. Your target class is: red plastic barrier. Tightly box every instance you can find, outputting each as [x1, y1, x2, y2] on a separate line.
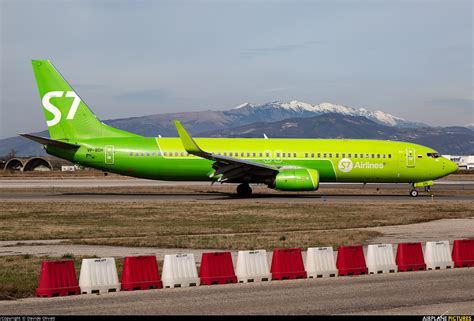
[200, 252, 237, 285]
[396, 242, 426, 272]
[452, 239, 474, 268]
[336, 245, 368, 276]
[270, 248, 307, 280]
[121, 256, 163, 291]
[36, 260, 80, 297]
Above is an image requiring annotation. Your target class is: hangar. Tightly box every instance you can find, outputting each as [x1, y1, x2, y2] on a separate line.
[3, 156, 70, 171]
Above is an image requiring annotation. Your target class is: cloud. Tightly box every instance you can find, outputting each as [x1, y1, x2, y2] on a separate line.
[241, 40, 328, 58]
[265, 87, 290, 92]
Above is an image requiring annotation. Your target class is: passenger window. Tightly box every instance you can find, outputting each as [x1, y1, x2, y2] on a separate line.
[247, 152, 250, 157]
[317, 153, 321, 158]
[282, 153, 286, 157]
[276, 153, 280, 157]
[224, 152, 227, 156]
[336, 153, 340, 158]
[348, 153, 351, 158]
[141, 152, 145, 156]
[323, 153, 327, 158]
[174, 152, 177, 156]
[259, 152, 263, 157]
[293, 153, 296, 157]
[311, 153, 315, 158]
[129, 152, 133, 156]
[383, 154, 386, 158]
[360, 154, 364, 158]
[377, 154, 380, 158]
[252, 152, 256, 157]
[354, 154, 358, 158]
[329, 153, 332, 158]
[241, 152, 245, 157]
[229, 152, 233, 157]
[266, 152, 270, 157]
[366, 154, 369, 159]
[180, 152, 184, 156]
[305, 153, 308, 158]
[388, 154, 392, 159]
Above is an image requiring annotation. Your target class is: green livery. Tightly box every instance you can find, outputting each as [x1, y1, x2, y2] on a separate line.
[22, 60, 458, 197]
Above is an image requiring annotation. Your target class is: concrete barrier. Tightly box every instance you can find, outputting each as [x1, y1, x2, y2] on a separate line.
[366, 244, 397, 274]
[79, 258, 121, 294]
[424, 241, 453, 270]
[36, 260, 80, 298]
[162, 254, 200, 288]
[336, 245, 368, 276]
[235, 250, 271, 283]
[271, 248, 307, 280]
[121, 256, 163, 291]
[305, 247, 338, 278]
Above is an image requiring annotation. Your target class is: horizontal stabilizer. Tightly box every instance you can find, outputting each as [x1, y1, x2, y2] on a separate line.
[19, 133, 80, 149]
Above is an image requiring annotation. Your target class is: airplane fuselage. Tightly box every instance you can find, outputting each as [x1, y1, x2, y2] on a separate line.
[46, 137, 456, 184]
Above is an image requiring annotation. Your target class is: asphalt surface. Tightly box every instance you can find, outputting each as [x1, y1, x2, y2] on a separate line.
[1, 268, 473, 315]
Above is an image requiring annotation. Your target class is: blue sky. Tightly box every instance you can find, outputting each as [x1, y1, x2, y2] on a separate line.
[1, 0, 472, 138]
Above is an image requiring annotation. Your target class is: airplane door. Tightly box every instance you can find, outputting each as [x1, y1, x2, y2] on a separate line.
[105, 145, 115, 165]
[406, 148, 415, 168]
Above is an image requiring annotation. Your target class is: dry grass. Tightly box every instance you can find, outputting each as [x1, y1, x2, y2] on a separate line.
[0, 200, 472, 250]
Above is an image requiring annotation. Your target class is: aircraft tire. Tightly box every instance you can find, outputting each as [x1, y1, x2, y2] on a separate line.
[410, 189, 418, 197]
[237, 183, 252, 198]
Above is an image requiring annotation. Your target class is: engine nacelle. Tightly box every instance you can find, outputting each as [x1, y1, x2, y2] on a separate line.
[272, 168, 319, 191]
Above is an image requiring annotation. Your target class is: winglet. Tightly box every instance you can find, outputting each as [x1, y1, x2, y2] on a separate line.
[174, 120, 206, 156]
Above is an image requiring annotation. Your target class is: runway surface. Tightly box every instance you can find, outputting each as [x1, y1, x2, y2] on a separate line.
[0, 178, 472, 202]
[1, 268, 473, 315]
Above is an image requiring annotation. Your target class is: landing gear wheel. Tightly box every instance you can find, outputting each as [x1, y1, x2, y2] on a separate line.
[410, 189, 418, 197]
[424, 186, 431, 192]
[236, 183, 252, 198]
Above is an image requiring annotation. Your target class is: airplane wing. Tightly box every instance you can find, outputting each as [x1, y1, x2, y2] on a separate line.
[175, 121, 279, 182]
[19, 133, 80, 149]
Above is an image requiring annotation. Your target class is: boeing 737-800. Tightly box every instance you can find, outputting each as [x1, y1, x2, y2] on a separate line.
[21, 60, 458, 197]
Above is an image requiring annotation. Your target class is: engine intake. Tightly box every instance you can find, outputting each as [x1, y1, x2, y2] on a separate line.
[272, 168, 319, 191]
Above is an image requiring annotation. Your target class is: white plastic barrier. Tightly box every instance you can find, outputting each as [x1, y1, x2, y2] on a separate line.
[306, 247, 338, 278]
[162, 254, 200, 288]
[366, 244, 398, 274]
[79, 257, 120, 294]
[424, 241, 454, 270]
[235, 250, 271, 283]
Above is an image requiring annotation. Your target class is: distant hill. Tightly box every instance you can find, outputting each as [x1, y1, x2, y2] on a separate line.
[200, 114, 474, 155]
[1, 100, 471, 156]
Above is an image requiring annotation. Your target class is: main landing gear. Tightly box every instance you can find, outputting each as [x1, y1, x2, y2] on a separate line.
[236, 183, 252, 198]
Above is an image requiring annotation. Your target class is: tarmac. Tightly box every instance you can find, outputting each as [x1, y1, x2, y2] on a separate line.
[1, 268, 473, 315]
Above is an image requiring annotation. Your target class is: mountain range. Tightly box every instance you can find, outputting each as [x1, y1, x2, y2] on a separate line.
[1, 101, 472, 157]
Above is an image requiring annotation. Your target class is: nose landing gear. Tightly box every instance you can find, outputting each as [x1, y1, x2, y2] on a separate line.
[410, 181, 434, 197]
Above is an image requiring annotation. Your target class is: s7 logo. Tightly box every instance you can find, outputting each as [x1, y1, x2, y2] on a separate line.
[42, 91, 81, 127]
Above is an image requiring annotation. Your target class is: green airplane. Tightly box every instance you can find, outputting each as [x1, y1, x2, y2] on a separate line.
[22, 60, 458, 197]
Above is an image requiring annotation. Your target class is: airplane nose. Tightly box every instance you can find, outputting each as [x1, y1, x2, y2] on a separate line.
[445, 159, 458, 174]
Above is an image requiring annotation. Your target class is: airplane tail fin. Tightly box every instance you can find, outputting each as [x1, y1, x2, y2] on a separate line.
[31, 60, 140, 141]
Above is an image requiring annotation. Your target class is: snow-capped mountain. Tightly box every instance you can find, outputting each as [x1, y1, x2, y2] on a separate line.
[233, 100, 426, 128]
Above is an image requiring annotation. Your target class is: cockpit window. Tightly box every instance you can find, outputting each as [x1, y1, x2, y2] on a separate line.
[427, 152, 441, 158]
